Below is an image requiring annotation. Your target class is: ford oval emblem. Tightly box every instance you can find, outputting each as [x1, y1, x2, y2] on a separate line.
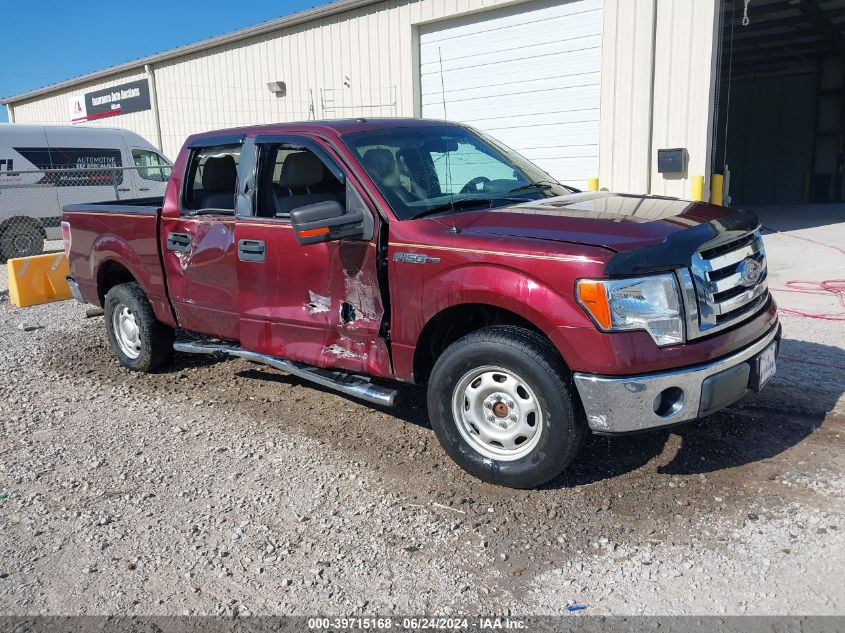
[736, 257, 763, 287]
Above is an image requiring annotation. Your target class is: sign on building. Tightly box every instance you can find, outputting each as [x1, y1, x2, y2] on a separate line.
[69, 79, 151, 123]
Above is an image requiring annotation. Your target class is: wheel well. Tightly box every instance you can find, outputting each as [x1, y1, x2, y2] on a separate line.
[97, 261, 136, 305]
[0, 217, 47, 238]
[413, 304, 552, 384]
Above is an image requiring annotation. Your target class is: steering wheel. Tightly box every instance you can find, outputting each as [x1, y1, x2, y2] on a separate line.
[459, 176, 491, 194]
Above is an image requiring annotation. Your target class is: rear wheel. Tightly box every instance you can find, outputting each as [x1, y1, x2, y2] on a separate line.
[0, 222, 44, 259]
[104, 282, 174, 372]
[427, 326, 585, 488]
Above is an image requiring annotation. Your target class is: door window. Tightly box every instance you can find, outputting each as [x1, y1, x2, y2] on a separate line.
[132, 149, 171, 182]
[255, 145, 345, 219]
[183, 145, 241, 213]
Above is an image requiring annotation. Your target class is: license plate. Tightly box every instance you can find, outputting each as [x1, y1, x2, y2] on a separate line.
[757, 341, 777, 389]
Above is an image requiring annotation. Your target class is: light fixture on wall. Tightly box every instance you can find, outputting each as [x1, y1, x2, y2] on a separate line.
[267, 81, 287, 97]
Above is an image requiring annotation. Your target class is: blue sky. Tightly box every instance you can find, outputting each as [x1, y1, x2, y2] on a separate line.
[0, 1, 333, 122]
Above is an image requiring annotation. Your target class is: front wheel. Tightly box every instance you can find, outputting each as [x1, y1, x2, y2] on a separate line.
[427, 326, 585, 488]
[104, 282, 174, 372]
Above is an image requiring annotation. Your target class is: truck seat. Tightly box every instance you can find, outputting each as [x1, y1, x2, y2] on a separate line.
[196, 155, 237, 210]
[275, 151, 339, 215]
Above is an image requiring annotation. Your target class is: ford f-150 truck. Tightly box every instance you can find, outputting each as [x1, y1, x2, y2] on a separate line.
[62, 118, 779, 488]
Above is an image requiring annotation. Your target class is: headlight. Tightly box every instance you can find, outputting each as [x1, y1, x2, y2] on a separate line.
[576, 273, 684, 346]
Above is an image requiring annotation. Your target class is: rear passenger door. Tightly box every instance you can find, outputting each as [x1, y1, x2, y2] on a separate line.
[159, 136, 243, 340]
[235, 134, 391, 377]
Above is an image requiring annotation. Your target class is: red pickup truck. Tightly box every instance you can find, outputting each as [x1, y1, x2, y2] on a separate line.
[62, 118, 779, 488]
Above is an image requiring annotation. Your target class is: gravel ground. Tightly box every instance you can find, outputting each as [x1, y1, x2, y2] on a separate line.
[0, 259, 843, 617]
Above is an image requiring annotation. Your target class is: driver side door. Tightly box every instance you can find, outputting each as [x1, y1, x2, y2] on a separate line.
[235, 134, 391, 378]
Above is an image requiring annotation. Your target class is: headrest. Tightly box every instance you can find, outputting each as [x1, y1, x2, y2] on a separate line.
[279, 151, 325, 188]
[202, 155, 237, 191]
[362, 148, 397, 180]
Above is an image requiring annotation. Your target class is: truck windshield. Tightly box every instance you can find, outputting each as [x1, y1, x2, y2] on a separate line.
[342, 125, 575, 220]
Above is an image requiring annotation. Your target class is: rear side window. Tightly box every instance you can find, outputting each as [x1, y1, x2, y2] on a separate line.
[183, 145, 240, 213]
[14, 146, 124, 186]
[255, 144, 345, 219]
[132, 149, 170, 182]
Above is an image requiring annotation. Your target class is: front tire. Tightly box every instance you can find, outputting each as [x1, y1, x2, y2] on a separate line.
[104, 282, 174, 372]
[427, 326, 585, 488]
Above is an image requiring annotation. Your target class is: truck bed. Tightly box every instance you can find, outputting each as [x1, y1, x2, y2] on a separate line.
[63, 197, 174, 326]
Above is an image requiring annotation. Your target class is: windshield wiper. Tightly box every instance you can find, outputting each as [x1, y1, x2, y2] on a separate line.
[409, 197, 491, 220]
[507, 180, 581, 195]
[507, 182, 554, 194]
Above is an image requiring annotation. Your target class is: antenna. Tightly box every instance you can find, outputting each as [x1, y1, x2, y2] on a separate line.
[438, 47, 459, 234]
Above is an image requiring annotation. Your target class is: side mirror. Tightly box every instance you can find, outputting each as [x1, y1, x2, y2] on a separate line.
[290, 181, 374, 246]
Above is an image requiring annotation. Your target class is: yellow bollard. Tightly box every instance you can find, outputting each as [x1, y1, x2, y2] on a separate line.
[691, 175, 704, 202]
[7, 252, 72, 308]
[587, 177, 599, 191]
[709, 173, 724, 206]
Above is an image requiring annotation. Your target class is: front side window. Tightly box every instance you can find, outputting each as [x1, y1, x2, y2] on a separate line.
[132, 149, 171, 182]
[183, 145, 241, 213]
[342, 125, 573, 220]
[254, 144, 345, 219]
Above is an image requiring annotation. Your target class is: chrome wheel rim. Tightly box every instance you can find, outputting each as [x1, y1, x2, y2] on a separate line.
[112, 303, 142, 360]
[451, 365, 543, 462]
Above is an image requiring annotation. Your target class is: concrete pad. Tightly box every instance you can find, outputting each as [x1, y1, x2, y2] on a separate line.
[748, 203, 845, 318]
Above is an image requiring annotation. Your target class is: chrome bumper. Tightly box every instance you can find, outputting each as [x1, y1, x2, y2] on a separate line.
[66, 276, 86, 304]
[573, 324, 780, 434]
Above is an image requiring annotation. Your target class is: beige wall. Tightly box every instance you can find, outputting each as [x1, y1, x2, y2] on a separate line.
[9, 0, 720, 197]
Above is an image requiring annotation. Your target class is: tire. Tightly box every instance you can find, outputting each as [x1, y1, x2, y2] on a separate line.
[0, 222, 44, 259]
[427, 325, 586, 488]
[104, 282, 174, 372]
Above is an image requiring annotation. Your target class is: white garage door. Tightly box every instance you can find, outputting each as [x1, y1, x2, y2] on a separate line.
[419, 0, 603, 189]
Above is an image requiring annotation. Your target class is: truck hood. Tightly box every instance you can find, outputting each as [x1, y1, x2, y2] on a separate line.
[454, 191, 738, 253]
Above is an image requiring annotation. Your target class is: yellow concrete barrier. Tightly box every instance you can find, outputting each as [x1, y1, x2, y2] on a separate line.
[709, 173, 724, 205]
[587, 177, 599, 191]
[8, 253, 72, 308]
[691, 175, 704, 202]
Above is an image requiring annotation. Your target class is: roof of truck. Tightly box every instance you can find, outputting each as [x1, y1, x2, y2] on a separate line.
[186, 117, 457, 142]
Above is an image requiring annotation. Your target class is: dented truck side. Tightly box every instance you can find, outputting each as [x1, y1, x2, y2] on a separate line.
[63, 119, 780, 488]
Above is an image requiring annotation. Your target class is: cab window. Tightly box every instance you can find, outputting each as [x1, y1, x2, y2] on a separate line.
[255, 144, 345, 219]
[132, 149, 171, 182]
[183, 145, 240, 213]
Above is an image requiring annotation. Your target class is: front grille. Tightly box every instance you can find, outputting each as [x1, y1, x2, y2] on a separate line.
[681, 229, 769, 338]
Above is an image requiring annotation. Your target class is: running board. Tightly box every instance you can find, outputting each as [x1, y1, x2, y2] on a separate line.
[173, 340, 399, 407]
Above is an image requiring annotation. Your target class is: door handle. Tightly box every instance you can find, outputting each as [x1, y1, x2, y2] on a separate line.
[238, 239, 266, 262]
[117, 187, 131, 192]
[138, 187, 151, 191]
[167, 232, 192, 253]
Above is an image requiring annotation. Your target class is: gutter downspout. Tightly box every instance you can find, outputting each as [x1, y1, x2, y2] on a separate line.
[6, 104, 15, 123]
[145, 64, 163, 152]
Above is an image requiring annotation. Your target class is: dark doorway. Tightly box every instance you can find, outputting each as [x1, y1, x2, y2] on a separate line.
[713, 0, 845, 206]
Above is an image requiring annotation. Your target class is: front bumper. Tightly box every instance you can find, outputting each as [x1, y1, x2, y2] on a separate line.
[573, 323, 781, 434]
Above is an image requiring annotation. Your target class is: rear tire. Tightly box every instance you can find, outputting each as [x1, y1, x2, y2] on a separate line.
[427, 326, 586, 488]
[104, 282, 174, 372]
[0, 222, 44, 259]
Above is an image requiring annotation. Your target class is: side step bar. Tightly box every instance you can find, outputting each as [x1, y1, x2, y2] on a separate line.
[173, 340, 399, 407]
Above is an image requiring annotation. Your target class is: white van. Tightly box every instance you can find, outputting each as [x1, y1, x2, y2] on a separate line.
[0, 124, 171, 259]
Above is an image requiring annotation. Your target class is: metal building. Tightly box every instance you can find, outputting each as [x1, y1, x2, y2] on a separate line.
[3, 0, 842, 204]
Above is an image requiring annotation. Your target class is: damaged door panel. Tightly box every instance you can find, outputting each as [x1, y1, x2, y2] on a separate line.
[235, 135, 391, 378]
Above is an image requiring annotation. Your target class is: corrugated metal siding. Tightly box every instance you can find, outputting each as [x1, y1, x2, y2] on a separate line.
[10, 0, 720, 197]
[649, 0, 719, 198]
[598, 0, 656, 194]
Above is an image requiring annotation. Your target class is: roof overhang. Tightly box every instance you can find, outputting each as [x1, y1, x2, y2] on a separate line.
[1, 0, 383, 105]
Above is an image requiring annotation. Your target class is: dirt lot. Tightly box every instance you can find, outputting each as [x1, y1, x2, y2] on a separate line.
[1, 256, 843, 616]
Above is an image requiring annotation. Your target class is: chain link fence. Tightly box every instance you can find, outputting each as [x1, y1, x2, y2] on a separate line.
[0, 165, 172, 261]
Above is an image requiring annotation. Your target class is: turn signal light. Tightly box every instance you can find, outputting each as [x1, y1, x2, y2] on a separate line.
[576, 280, 612, 329]
[298, 227, 330, 238]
